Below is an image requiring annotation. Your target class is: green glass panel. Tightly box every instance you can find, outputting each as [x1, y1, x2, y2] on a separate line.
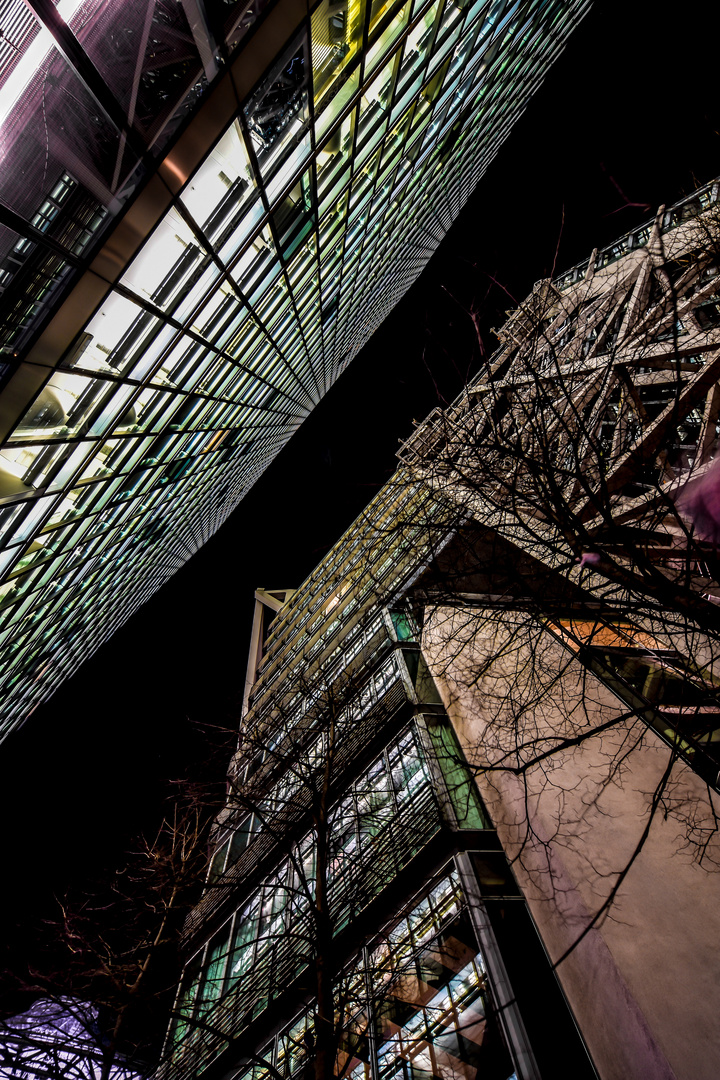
[365, 0, 411, 76]
[427, 716, 488, 829]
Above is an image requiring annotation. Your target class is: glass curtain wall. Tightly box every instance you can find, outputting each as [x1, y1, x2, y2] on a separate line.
[167, 725, 442, 1062]
[0, 0, 590, 738]
[0, 0, 271, 368]
[239, 869, 516, 1080]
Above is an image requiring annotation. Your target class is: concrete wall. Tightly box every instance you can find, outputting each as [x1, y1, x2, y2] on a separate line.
[422, 604, 720, 1080]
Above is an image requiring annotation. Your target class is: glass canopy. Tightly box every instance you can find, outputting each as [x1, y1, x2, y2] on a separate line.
[0, 0, 590, 738]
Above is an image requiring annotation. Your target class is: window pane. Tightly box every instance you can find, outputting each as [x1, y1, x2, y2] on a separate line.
[245, 38, 311, 190]
[180, 121, 257, 242]
[311, 0, 366, 108]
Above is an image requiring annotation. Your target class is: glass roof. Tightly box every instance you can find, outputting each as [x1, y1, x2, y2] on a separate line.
[0, 0, 590, 737]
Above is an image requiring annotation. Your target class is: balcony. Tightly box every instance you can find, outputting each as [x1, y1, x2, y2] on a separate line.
[156, 781, 445, 1080]
[183, 672, 410, 942]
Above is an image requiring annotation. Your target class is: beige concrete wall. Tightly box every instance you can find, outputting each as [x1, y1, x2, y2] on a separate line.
[422, 604, 720, 1080]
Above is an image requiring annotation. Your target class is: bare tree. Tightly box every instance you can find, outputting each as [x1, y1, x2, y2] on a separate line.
[0, 785, 221, 1080]
[12, 184, 720, 1080]
[395, 180, 720, 959]
[157, 488, 523, 1080]
[162, 653, 429, 1080]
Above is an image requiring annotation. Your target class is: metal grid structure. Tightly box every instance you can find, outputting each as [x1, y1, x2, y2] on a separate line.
[398, 177, 720, 789]
[154, 468, 544, 1080]
[161, 732, 449, 1080]
[156, 179, 720, 1080]
[0, 0, 269, 371]
[0, 998, 139, 1080]
[0, 0, 590, 738]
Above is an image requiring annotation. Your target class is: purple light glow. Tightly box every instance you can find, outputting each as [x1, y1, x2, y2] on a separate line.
[677, 458, 720, 545]
[0, 998, 140, 1080]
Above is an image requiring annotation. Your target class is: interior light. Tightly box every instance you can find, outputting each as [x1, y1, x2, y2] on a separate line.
[0, 0, 97, 135]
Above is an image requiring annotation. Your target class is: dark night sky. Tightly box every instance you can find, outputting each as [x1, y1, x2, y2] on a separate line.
[0, 0, 718, 976]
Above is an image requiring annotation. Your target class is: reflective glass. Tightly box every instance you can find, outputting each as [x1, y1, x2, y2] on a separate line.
[316, 64, 361, 143]
[79, 0, 207, 149]
[365, 0, 412, 75]
[311, 0, 366, 107]
[0, 0, 592, 734]
[244, 38, 311, 189]
[231, 225, 283, 306]
[0, 4, 138, 219]
[272, 169, 315, 262]
[356, 56, 395, 164]
[317, 109, 356, 212]
[120, 206, 209, 316]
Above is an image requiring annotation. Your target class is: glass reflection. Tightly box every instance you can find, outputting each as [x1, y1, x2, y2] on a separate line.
[244, 38, 311, 189]
[181, 121, 256, 241]
[317, 109, 356, 211]
[311, 0, 366, 107]
[273, 169, 315, 262]
[120, 206, 208, 316]
[0, 0, 591, 733]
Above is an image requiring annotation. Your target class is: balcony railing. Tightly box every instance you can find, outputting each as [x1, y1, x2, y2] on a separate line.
[554, 178, 720, 292]
[156, 783, 444, 1080]
[182, 675, 411, 942]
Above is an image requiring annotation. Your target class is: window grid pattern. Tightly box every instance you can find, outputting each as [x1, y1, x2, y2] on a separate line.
[249, 478, 441, 725]
[212, 649, 406, 882]
[0, 0, 589, 738]
[0, 0, 274, 367]
[165, 725, 439, 1077]
[205, 870, 511, 1080]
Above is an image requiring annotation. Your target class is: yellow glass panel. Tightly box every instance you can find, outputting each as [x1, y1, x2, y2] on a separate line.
[311, 0, 366, 107]
[315, 67, 360, 143]
[365, 0, 411, 76]
[317, 108, 355, 208]
[368, 0, 405, 35]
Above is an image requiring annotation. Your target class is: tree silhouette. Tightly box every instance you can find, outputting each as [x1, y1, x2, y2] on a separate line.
[396, 180, 720, 965]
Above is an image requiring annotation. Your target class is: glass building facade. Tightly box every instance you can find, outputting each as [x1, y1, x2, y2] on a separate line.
[0, 0, 589, 738]
[157, 176, 720, 1080]
[159, 476, 595, 1080]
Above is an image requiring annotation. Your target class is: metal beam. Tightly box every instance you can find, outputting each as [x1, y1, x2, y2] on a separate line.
[181, 0, 221, 81]
[0, 199, 83, 268]
[22, 0, 142, 153]
[110, 0, 156, 193]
